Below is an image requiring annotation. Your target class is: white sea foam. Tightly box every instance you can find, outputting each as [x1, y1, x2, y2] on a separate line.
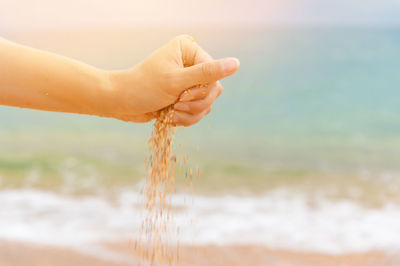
[0, 188, 399, 257]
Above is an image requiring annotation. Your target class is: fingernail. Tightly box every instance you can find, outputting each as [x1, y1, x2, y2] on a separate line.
[174, 102, 190, 112]
[221, 58, 239, 75]
[180, 91, 194, 102]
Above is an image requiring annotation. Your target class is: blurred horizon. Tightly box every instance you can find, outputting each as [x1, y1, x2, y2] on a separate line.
[2, 0, 400, 31]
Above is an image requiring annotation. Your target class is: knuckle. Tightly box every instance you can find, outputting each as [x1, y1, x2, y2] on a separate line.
[173, 35, 195, 47]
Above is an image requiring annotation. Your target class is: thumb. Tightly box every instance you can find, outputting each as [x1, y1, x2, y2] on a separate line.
[178, 57, 239, 88]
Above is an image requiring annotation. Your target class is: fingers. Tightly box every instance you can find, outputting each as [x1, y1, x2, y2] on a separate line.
[177, 57, 239, 88]
[171, 35, 239, 93]
[178, 82, 218, 101]
[174, 82, 222, 115]
[172, 80, 222, 126]
[173, 107, 212, 127]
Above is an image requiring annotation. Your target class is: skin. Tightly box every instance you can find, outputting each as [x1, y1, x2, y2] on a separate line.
[0, 35, 240, 126]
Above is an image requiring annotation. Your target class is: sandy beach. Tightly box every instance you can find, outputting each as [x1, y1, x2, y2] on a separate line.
[0, 240, 398, 266]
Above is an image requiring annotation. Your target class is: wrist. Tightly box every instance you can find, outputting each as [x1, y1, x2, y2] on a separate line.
[101, 67, 143, 116]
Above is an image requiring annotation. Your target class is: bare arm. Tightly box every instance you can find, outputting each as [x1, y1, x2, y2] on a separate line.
[0, 37, 112, 116]
[0, 35, 239, 125]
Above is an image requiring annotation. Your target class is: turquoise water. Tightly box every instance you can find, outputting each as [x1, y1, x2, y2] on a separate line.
[1, 28, 400, 191]
[218, 29, 400, 136]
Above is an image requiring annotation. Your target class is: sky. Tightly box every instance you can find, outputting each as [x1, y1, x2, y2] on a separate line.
[1, 0, 400, 30]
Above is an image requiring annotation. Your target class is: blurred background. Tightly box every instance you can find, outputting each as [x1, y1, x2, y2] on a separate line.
[1, 0, 400, 265]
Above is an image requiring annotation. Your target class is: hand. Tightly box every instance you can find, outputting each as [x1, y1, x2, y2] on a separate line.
[105, 35, 240, 126]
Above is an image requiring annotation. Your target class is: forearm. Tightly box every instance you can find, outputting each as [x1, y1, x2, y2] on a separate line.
[0, 37, 113, 116]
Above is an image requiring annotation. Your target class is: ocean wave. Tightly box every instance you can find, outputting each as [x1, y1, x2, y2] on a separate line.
[0, 188, 399, 255]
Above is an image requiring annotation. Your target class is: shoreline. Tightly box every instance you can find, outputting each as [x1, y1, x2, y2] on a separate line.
[0, 240, 398, 266]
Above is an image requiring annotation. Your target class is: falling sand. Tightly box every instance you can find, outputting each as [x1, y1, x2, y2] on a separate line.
[136, 106, 180, 266]
[136, 85, 203, 265]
